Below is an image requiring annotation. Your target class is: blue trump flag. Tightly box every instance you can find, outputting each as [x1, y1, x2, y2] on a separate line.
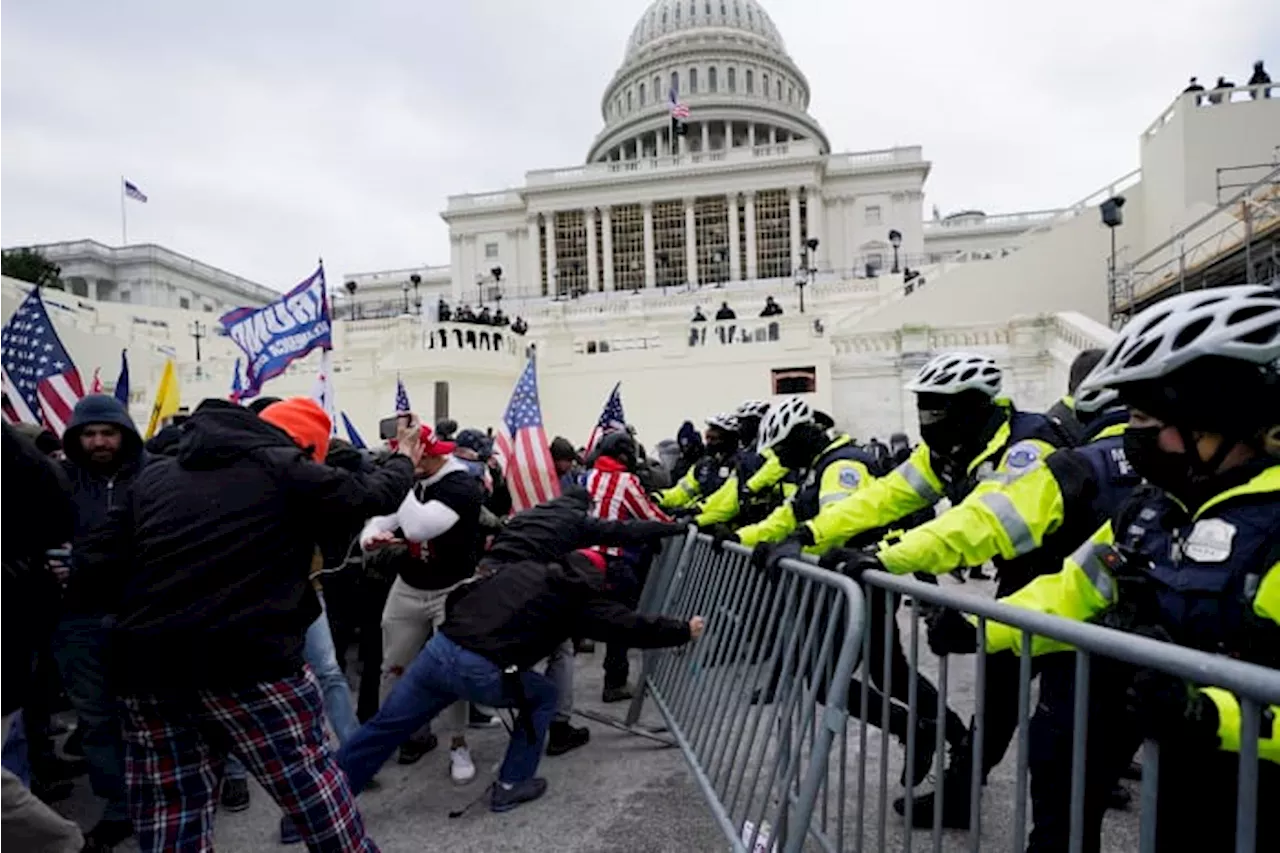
[219, 265, 331, 399]
[341, 411, 367, 449]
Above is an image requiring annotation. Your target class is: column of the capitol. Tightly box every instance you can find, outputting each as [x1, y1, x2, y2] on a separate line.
[788, 187, 801, 274]
[601, 206, 615, 291]
[642, 202, 656, 289]
[586, 207, 599, 294]
[526, 218, 540, 299]
[745, 191, 758, 280]
[728, 193, 741, 281]
[545, 213, 558, 297]
[808, 186, 825, 270]
[684, 198, 698, 287]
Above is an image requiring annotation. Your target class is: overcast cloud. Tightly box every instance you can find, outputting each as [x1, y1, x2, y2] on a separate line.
[2, 0, 1275, 290]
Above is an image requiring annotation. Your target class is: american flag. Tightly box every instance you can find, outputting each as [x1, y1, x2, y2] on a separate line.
[668, 84, 690, 120]
[395, 376, 411, 414]
[1, 289, 85, 435]
[494, 356, 560, 512]
[123, 179, 148, 203]
[585, 382, 626, 453]
[230, 358, 244, 402]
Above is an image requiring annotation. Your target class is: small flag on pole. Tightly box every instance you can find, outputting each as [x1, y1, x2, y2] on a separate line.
[113, 350, 130, 405]
[494, 355, 560, 512]
[668, 84, 690, 119]
[230, 358, 244, 402]
[145, 359, 180, 439]
[341, 412, 367, 450]
[90, 368, 103, 394]
[123, 179, 148, 203]
[395, 376, 411, 414]
[586, 382, 626, 453]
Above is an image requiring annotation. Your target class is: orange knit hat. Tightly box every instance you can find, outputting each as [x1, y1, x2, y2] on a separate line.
[259, 397, 331, 461]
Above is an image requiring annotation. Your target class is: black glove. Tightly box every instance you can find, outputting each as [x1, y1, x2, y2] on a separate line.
[926, 607, 979, 656]
[705, 524, 739, 552]
[669, 507, 697, 523]
[1127, 668, 1220, 750]
[751, 537, 804, 575]
[818, 547, 882, 582]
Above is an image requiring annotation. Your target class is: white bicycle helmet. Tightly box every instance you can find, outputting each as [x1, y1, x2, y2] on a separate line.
[705, 412, 740, 432]
[758, 397, 813, 451]
[904, 352, 1003, 397]
[735, 399, 771, 419]
[1072, 385, 1119, 414]
[1079, 285, 1280, 396]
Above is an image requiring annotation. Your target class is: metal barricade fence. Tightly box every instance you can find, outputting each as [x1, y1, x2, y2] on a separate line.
[619, 532, 867, 853]
[850, 569, 1280, 853]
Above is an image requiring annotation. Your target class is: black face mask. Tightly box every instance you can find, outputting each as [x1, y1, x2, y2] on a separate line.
[1122, 425, 1187, 495]
[705, 438, 736, 459]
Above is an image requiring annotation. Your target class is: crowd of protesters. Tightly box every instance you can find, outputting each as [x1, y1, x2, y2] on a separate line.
[437, 298, 528, 335]
[4, 283, 1276, 853]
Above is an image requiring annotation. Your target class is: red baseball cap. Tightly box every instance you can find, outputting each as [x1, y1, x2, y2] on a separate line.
[419, 423, 456, 456]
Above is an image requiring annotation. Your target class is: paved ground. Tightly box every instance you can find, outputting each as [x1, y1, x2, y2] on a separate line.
[45, 578, 1147, 852]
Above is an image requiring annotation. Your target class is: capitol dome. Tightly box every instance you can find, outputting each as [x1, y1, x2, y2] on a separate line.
[586, 0, 828, 163]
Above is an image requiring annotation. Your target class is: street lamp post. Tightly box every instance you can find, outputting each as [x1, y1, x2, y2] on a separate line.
[344, 280, 358, 320]
[794, 238, 819, 314]
[491, 266, 503, 309]
[401, 281, 410, 314]
[410, 273, 422, 313]
[888, 229, 903, 273]
[188, 321, 206, 378]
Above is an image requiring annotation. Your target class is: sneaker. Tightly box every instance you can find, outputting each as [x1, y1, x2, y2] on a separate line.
[545, 721, 591, 757]
[893, 765, 973, 829]
[279, 815, 302, 845]
[84, 817, 134, 848]
[450, 746, 476, 785]
[601, 685, 633, 703]
[490, 777, 548, 812]
[397, 733, 439, 765]
[220, 777, 251, 812]
[468, 704, 500, 728]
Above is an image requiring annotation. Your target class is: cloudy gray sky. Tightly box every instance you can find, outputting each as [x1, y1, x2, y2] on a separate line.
[3, 0, 1275, 290]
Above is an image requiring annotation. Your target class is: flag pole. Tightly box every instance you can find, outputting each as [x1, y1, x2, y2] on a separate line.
[120, 176, 127, 245]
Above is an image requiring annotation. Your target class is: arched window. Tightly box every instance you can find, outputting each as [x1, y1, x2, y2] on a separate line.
[627, 89, 633, 111]
[674, 3, 680, 20]
[728, 67, 736, 92]
[639, 82, 647, 105]
[689, 67, 698, 93]
[671, 70, 679, 94]
[654, 75, 662, 100]
[762, 72, 769, 96]
[708, 67, 717, 92]
[662, 9, 668, 25]
[776, 78, 782, 99]
[746, 69, 754, 94]
[787, 85, 794, 103]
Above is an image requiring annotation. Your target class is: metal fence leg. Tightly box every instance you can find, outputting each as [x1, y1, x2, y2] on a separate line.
[1013, 640, 1033, 851]
[1067, 651, 1091, 853]
[1234, 697, 1260, 853]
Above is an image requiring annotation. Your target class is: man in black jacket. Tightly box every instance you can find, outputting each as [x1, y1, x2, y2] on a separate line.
[79, 397, 420, 852]
[1, 424, 93, 852]
[52, 393, 149, 847]
[337, 489, 698, 813]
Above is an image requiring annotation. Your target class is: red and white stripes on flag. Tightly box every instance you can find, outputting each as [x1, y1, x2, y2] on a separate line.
[1, 288, 85, 435]
[494, 356, 560, 512]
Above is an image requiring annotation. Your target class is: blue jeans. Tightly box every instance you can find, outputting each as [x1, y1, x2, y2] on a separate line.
[53, 615, 129, 821]
[226, 603, 357, 783]
[338, 633, 557, 793]
[2, 711, 30, 787]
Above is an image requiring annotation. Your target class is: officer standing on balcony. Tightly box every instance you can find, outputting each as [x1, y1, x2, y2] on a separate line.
[931, 285, 1280, 851]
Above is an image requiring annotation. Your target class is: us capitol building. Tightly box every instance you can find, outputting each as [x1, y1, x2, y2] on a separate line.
[5, 0, 1278, 445]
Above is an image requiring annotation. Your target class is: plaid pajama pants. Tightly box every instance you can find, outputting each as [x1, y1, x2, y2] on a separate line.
[120, 667, 378, 853]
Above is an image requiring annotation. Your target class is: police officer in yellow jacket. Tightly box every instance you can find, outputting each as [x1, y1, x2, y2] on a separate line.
[714, 397, 970, 787]
[849, 385, 1143, 828]
[695, 400, 792, 527]
[658, 413, 739, 511]
[931, 285, 1280, 851]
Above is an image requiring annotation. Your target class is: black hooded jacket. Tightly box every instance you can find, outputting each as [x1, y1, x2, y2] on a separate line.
[482, 490, 682, 566]
[79, 405, 415, 692]
[443, 552, 691, 670]
[61, 394, 149, 614]
[3, 424, 74, 713]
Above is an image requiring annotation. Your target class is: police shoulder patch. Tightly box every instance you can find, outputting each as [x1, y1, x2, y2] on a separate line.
[1004, 442, 1042, 472]
[838, 466, 861, 489]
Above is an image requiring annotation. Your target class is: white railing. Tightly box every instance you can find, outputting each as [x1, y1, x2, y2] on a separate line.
[343, 265, 450, 288]
[446, 190, 524, 210]
[922, 209, 1062, 234]
[30, 240, 278, 304]
[825, 146, 924, 170]
[1143, 83, 1277, 140]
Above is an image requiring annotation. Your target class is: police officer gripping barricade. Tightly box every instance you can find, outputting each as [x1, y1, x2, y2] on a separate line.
[832, 369, 1142, 827]
[796, 352, 1078, 812]
[929, 285, 1280, 851]
[658, 413, 740, 512]
[695, 400, 795, 528]
[337, 488, 700, 814]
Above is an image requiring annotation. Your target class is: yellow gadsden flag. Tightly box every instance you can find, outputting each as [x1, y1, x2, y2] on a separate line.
[145, 359, 180, 439]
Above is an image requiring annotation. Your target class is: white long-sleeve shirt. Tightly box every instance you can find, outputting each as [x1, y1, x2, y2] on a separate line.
[360, 456, 468, 549]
